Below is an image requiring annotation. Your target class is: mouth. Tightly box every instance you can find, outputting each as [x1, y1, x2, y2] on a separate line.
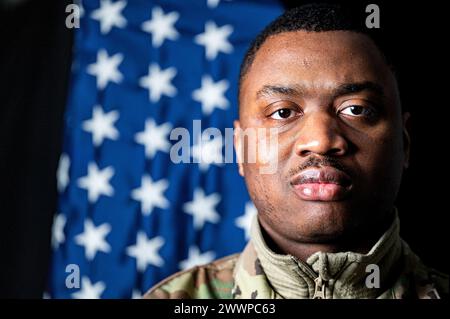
[290, 166, 353, 201]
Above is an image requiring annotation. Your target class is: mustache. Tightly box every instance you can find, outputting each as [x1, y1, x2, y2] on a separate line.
[288, 156, 351, 178]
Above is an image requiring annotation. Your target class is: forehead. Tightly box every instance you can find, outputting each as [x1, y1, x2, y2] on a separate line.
[240, 30, 394, 100]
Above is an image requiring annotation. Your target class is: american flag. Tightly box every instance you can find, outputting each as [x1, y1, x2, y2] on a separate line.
[48, 0, 283, 298]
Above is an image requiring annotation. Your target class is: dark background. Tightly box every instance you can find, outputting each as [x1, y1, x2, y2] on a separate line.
[0, 0, 447, 298]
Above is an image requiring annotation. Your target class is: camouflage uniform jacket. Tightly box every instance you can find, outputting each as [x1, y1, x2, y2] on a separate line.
[144, 214, 448, 299]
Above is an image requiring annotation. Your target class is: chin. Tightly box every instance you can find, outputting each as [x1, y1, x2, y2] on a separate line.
[288, 202, 358, 242]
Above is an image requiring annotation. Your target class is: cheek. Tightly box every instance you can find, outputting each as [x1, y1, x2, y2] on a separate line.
[352, 123, 404, 185]
[243, 165, 279, 215]
[256, 130, 280, 165]
[368, 124, 403, 161]
[240, 127, 286, 175]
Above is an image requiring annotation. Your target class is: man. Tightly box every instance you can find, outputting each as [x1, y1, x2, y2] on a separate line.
[144, 3, 448, 299]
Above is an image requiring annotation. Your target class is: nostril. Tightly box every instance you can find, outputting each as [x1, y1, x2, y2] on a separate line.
[300, 150, 311, 157]
[327, 148, 343, 156]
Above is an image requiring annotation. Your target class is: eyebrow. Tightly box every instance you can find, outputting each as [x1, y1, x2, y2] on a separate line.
[256, 81, 385, 100]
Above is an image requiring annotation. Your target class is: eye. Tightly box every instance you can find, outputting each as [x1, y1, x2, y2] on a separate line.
[270, 108, 296, 120]
[340, 105, 374, 117]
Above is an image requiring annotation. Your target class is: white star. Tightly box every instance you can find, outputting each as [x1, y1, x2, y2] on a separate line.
[127, 232, 165, 272]
[91, 0, 127, 34]
[57, 153, 70, 193]
[51, 213, 67, 250]
[207, 0, 232, 8]
[131, 175, 169, 215]
[139, 63, 177, 103]
[82, 105, 119, 147]
[142, 6, 179, 48]
[195, 21, 233, 60]
[192, 75, 229, 115]
[183, 188, 221, 230]
[75, 219, 111, 260]
[72, 277, 106, 299]
[179, 246, 216, 270]
[192, 136, 223, 172]
[235, 202, 257, 240]
[131, 289, 142, 299]
[135, 119, 172, 158]
[87, 49, 123, 90]
[77, 162, 114, 203]
[207, 0, 221, 8]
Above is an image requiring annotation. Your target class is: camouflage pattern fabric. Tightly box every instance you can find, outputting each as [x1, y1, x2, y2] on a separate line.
[144, 215, 448, 299]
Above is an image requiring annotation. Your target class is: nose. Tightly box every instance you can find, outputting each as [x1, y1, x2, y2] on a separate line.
[294, 112, 348, 157]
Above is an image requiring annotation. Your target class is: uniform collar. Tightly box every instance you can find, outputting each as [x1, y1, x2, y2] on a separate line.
[233, 210, 403, 299]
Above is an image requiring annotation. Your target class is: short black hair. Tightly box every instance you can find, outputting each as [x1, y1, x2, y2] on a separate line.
[239, 3, 394, 91]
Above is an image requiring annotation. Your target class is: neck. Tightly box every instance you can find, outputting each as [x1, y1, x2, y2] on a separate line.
[259, 211, 395, 262]
[242, 210, 403, 299]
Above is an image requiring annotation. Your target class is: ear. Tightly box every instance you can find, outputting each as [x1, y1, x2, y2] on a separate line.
[234, 120, 245, 176]
[402, 112, 412, 169]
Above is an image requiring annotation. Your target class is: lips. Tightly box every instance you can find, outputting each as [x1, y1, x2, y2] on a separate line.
[290, 166, 352, 201]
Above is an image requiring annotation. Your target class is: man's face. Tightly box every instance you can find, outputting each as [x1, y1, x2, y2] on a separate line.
[235, 31, 410, 245]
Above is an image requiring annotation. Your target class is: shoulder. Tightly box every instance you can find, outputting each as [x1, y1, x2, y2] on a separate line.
[415, 267, 449, 299]
[401, 242, 449, 299]
[143, 254, 240, 299]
